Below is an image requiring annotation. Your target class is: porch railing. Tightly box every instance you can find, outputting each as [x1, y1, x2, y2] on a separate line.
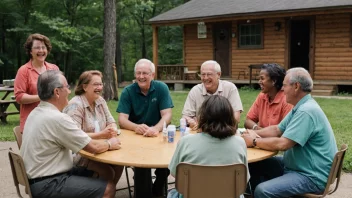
[157, 65, 187, 80]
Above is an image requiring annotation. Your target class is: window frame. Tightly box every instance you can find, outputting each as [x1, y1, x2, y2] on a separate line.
[237, 20, 264, 49]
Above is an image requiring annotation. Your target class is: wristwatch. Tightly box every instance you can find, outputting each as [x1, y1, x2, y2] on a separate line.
[253, 138, 257, 147]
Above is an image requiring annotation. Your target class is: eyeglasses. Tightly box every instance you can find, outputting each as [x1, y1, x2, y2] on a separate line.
[135, 72, 151, 77]
[199, 73, 216, 78]
[32, 46, 47, 50]
[90, 83, 103, 87]
[58, 85, 70, 89]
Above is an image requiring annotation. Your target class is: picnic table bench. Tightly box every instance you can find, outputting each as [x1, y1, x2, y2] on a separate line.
[0, 87, 20, 123]
[0, 100, 20, 123]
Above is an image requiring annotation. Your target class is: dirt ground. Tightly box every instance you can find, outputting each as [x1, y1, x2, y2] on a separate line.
[1, 141, 351, 198]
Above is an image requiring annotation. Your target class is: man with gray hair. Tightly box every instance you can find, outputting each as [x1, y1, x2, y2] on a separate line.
[117, 58, 174, 197]
[242, 67, 337, 197]
[117, 58, 173, 136]
[21, 70, 121, 198]
[182, 60, 243, 129]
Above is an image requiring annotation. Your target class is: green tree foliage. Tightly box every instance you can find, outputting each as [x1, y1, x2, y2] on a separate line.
[116, 0, 183, 81]
[0, 0, 184, 93]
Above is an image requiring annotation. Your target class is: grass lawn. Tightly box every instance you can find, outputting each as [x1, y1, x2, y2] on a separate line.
[1, 89, 351, 172]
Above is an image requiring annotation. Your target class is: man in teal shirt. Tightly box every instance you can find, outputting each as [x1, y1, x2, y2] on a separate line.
[117, 58, 173, 198]
[242, 67, 337, 197]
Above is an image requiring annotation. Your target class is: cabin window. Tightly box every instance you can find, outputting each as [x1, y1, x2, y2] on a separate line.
[238, 23, 263, 48]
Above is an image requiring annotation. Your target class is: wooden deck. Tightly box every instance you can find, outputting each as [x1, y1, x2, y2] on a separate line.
[162, 79, 251, 85]
[161, 79, 352, 85]
[120, 79, 352, 87]
[313, 80, 352, 86]
[120, 79, 352, 96]
[160, 79, 352, 95]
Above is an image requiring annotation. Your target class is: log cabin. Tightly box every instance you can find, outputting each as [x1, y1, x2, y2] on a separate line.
[149, 0, 352, 95]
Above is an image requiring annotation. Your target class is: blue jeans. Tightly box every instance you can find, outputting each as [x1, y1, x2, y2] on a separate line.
[167, 189, 245, 198]
[249, 156, 323, 198]
[167, 189, 181, 198]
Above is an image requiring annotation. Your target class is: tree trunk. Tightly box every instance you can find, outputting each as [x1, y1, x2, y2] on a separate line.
[114, 21, 121, 100]
[1, 17, 5, 54]
[141, 13, 146, 58]
[16, 34, 22, 69]
[141, 24, 146, 58]
[113, 0, 121, 100]
[103, 0, 116, 101]
[116, 26, 122, 84]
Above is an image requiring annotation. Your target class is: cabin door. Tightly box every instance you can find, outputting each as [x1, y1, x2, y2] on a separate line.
[213, 23, 231, 77]
[289, 20, 310, 71]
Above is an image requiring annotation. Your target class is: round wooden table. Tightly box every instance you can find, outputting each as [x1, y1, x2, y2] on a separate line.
[79, 129, 277, 167]
[80, 129, 277, 198]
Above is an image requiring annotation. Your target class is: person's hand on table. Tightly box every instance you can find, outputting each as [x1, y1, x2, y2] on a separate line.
[242, 129, 261, 147]
[107, 125, 118, 137]
[185, 117, 198, 131]
[100, 127, 116, 139]
[143, 126, 159, 137]
[245, 129, 261, 138]
[242, 134, 255, 147]
[107, 137, 121, 150]
[135, 124, 149, 135]
[254, 126, 263, 130]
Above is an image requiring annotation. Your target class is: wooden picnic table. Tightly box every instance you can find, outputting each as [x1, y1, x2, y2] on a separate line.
[0, 87, 20, 123]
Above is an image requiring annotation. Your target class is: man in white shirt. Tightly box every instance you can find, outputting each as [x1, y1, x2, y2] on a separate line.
[182, 60, 243, 129]
[21, 70, 121, 198]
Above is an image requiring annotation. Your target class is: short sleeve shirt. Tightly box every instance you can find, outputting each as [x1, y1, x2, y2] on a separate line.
[63, 95, 115, 132]
[14, 60, 59, 131]
[278, 94, 337, 188]
[169, 133, 250, 181]
[117, 80, 174, 126]
[20, 101, 91, 179]
[246, 90, 293, 127]
[182, 80, 243, 118]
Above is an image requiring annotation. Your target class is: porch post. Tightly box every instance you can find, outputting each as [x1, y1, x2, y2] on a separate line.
[152, 25, 159, 79]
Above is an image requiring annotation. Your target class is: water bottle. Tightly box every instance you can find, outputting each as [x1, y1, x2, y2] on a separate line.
[184, 127, 190, 136]
[162, 121, 167, 142]
[180, 118, 187, 137]
[167, 125, 176, 143]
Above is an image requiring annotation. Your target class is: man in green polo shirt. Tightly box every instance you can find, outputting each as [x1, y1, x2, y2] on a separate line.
[242, 67, 337, 197]
[117, 58, 173, 198]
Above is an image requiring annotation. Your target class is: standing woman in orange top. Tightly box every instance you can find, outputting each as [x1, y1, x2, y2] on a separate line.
[245, 63, 293, 130]
[14, 33, 59, 132]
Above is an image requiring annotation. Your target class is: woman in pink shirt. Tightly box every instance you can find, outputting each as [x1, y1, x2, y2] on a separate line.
[14, 33, 59, 132]
[245, 63, 293, 130]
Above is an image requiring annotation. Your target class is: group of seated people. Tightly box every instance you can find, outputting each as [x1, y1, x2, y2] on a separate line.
[15, 33, 337, 198]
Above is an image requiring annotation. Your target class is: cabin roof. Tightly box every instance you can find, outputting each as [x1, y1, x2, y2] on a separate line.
[149, 0, 352, 24]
